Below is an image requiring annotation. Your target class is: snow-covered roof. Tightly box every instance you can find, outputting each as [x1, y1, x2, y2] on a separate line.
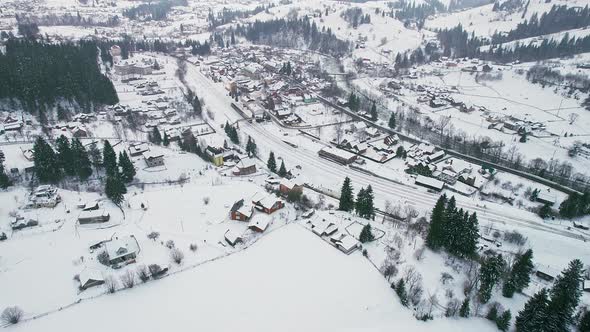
[78, 209, 109, 220]
[415, 175, 444, 190]
[105, 236, 140, 261]
[79, 268, 104, 286]
[224, 229, 242, 245]
[248, 217, 270, 232]
[143, 151, 164, 160]
[236, 158, 256, 169]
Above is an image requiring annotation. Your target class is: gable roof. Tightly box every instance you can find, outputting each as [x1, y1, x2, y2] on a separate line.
[105, 236, 140, 261]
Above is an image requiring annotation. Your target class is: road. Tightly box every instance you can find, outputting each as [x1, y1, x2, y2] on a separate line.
[181, 58, 587, 242]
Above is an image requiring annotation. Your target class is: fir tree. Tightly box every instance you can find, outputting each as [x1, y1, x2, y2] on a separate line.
[426, 194, 447, 250]
[162, 133, 170, 146]
[267, 151, 277, 173]
[118, 151, 135, 183]
[496, 310, 512, 332]
[487, 304, 499, 321]
[579, 310, 590, 332]
[105, 172, 126, 205]
[506, 249, 534, 297]
[278, 160, 287, 177]
[192, 95, 202, 116]
[395, 279, 409, 307]
[246, 136, 257, 157]
[479, 254, 506, 303]
[355, 187, 366, 216]
[150, 127, 162, 145]
[545, 259, 584, 332]
[0, 150, 11, 189]
[33, 136, 61, 183]
[459, 298, 470, 317]
[370, 102, 377, 121]
[388, 113, 396, 129]
[338, 176, 354, 212]
[71, 138, 92, 181]
[102, 140, 117, 177]
[539, 203, 552, 219]
[359, 223, 374, 243]
[88, 143, 102, 170]
[515, 288, 549, 332]
[55, 135, 75, 176]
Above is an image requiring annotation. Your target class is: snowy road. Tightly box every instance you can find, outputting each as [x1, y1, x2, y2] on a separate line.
[181, 58, 586, 242]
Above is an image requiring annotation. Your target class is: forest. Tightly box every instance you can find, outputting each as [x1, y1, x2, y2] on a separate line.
[207, 5, 272, 30]
[234, 17, 351, 57]
[123, 0, 188, 21]
[0, 39, 118, 116]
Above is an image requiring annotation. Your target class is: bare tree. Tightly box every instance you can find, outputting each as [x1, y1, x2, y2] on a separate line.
[436, 115, 451, 141]
[137, 265, 150, 283]
[380, 259, 398, 282]
[569, 113, 580, 125]
[171, 248, 184, 264]
[1, 306, 24, 325]
[445, 299, 461, 317]
[120, 270, 136, 289]
[104, 276, 118, 294]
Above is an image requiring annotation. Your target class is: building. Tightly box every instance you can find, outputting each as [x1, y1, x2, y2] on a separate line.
[105, 235, 140, 266]
[415, 175, 444, 191]
[309, 218, 338, 237]
[248, 217, 270, 232]
[427, 150, 445, 162]
[232, 158, 257, 176]
[205, 146, 224, 166]
[330, 233, 360, 255]
[229, 199, 254, 221]
[536, 191, 556, 206]
[129, 143, 150, 157]
[252, 193, 284, 214]
[78, 209, 110, 224]
[279, 179, 303, 195]
[318, 147, 357, 165]
[79, 269, 105, 290]
[224, 229, 243, 246]
[143, 151, 164, 168]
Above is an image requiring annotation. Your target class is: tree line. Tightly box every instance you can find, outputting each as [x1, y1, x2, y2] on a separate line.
[207, 5, 272, 30]
[0, 39, 118, 117]
[340, 7, 371, 28]
[123, 0, 188, 21]
[16, 12, 120, 28]
[232, 17, 351, 57]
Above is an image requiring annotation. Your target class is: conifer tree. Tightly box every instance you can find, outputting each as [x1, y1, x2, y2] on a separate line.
[162, 133, 170, 146]
[102, 140, 117, 177]
[118, 151, 135, 183]
[426, 194, 447, 249]
[150, 127, 162, 145]
[246, 136, 257, 157]
[395, 279, 409, 307]
[338, 177, 354, 212]
[515, 288, 549, 332]
[0, 150, 11, 189]
[487, 304, 499, 321]
[504, 249, 534, 298]
[192, 95, 202, 116]
[479, 254, 506, 303]
[355, 187, 366, 216]
[545, 259, 584, 332]
[370, 102, 377, 121]
[496, 310, 512, 332]
[55, 135, 75, 176]
[71, 138, 92, 181]
[459, 298, 470, 317]
[105, 171, 126, 205]
[33, 136, 61, 183]
[579, 310, 590, 332]
[359, 223, 374, 243]
[88, 143, 102, 170]
[278, 160, 287, 177]
[388, 113, 396, 129]
[267, 151, 277, 173]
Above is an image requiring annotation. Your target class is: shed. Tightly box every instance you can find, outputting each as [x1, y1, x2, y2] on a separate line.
[415, 175, 444, 191]
[224, 229, 243, 246]
[248, 217, 270, 232]
[78, 209, 110, 224]
[79, 269, 105, 290]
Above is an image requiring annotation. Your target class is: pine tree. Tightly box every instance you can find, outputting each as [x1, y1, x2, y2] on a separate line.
[459, 298, 470, 317]
[539, 203, 552, 219]
[105, 171, 126, 205]
[162, 133, 170, 146]
[507, 249, 534, 296]
[102, 140, 117, 177]
[359, 223, 374, 243]
[461, 212, 479, 257]
[487, 304, 499, 321]
[33, 137, 61, 183]
[71, 138, 92, 181]
[246, 136, 257, 157]
[55, 135, 75, 176]
[479, 254, 506, 303]
[355, 187, 366, 216]
[0, 150, 11, 189]
[192, 95, 202, 116]
[267, 151, 277, 173]
[395, 279, 409, 307]
[545, 259, 584, 332]
[150, 127, 162, 145]
[88, 143, 102, 170]
[388, 113, 396, 129]
[370, 102, 377, 121]
[278, 160, 287, 177]
[515, 288, 549, 332]
[339, 177, 354, 212]
[496, 310, 512, 332]
[118, 151, 135, 183]
[579, 310, 590, 332]
[426, 194, 447, 249]
[363, 185, 375, 219]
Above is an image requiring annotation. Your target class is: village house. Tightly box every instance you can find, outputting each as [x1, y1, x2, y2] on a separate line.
[309, 217, 338, 237]
[330, 233, 360, 255]
[78, 209, 110, 224]
[224, 229, 243, 246]
[279, 178, 303, 195]
[251, 193, 284, 214]
[415, 175, 445, 191]
[78, 268, 105, 290]
[248, 217, 271, 233]
[318, 147, 357, 165]
[229, 199, 254, 221]
[143, 151, 164, 168]
[205, 146, 224, 166]
[232, 158, 257, 176]
[129, 142, 150, 157]
[105, 235, 140, 266]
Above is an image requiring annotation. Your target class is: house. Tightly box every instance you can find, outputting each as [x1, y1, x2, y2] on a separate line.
[536, 265, 560, 282]
[415, 175, 444, 191]
[384, 135, 399, 146]
[536, 191, 556, 206]
[78, 209, 110, 224]
[205, 146, 224, 166]
[129, 143, 150, 157]
[143, 151, 164, 168]
[310, 218, 338, 236]
[248, 217, 271, 232]
[105, 235, 140, 266]
[79, 268, 105, 290]
[82, 200, 100, 211]
[224, 229, 243, 246]
[279, 179, 303, 195]
[427, 150, 445, 162]
[330, 233, 360, 255]
[71, 126, 88, 138]
[229, 199, 254, 221]
[252, 193, 284, 214]
[232, 158, 257, 176]
[318, 147, 357, 165]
